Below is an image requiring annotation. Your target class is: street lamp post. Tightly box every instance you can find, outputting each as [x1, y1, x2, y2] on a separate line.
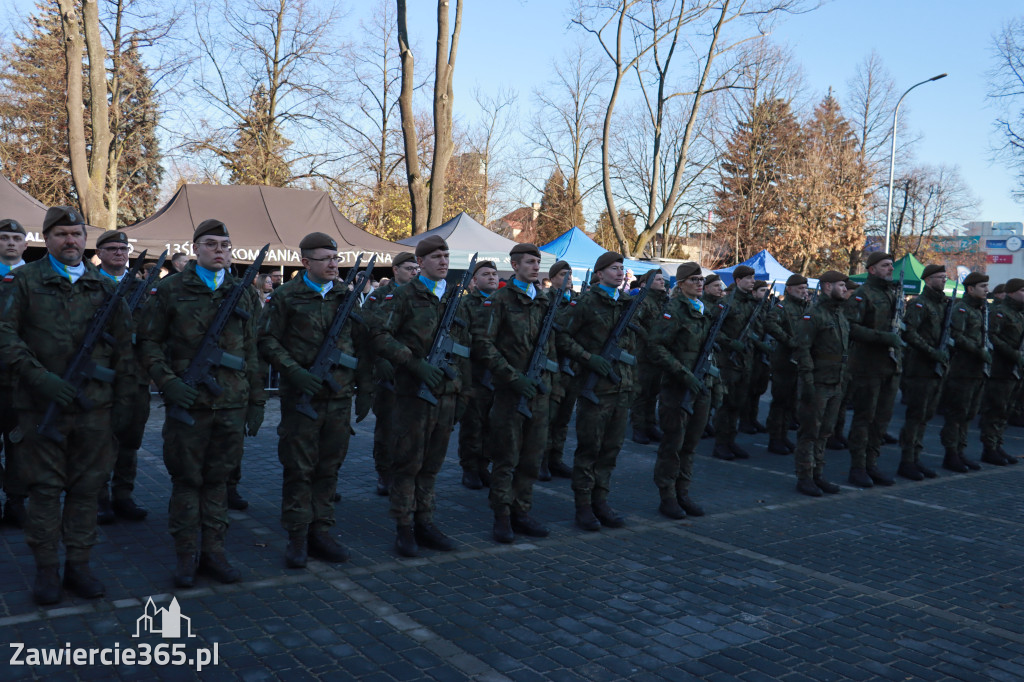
[884, 73, 948, 254]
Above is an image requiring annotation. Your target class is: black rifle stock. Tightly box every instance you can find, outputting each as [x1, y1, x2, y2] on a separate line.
[933, 282, 958, 377]
[295, 255, 376, 420]
[126, 250, 168, 315]
[889, 265, 907, 365]
[579, 281, 649, 405]
[416, 253, 478, 405]
[37, 250, 148, 442]
[166, 244, 270, 425]
[681, 302, 729, 415]
[982, 300, 993, 379]
[516, 275, 570, 418]
[728, 280, 775, 368]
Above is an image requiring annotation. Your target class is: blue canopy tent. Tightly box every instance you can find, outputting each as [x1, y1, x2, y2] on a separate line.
[715, 249, 817, 291]
[540, 227, 660, 279]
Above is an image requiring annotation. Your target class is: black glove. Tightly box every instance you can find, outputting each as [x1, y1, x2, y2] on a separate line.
[287, 366, 323, 396]
[162, 378, 199, 409]
[879, 331, 904, 348]
[409, 359, 444, 389]
[585, 354, 612, 377]
[31, 371, 77, 407]
[355, 390, 372, 423]
[245, 403, 265, 436]
[509, 374, 538, 399]
[374, 357, 395, 383]
[727, 338, 746, 353]
[928, 347, 949, 365]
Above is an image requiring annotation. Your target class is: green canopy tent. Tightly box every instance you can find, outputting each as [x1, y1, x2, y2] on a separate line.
[849, 253, 926, 294]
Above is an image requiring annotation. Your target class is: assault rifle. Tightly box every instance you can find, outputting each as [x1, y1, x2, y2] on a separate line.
[757, 286, 779, 366]
[166, 244, 269, 425]
[580, 269, 592, 296]
[728, 280, 775, 368]
[37, 250, 148, 442]
[889, 265, 907, 365]
[579, 280, 649, 405]
[296, 255, 376, 420]
[681, 302, 730, 415]
[1015, 319, 1024, 381]
[126, 249, 168, 315]
[933, 282, 958, 377]
[517, 274, 570, 418]
[416, 253, 478, 405]
[982, 300, 993, 379]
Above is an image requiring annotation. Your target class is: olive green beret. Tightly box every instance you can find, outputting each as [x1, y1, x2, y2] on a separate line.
[96, 230, 129, 248]
[962, 272, 989, 287]
[992, 283, 1005, 295]
[704, 273, 720, 286]
[415, 235, 448, 257]
[786, 274, 807, 287]
[43, 206, 84, 233]
[846, 278, 859, 289]
[474, 260, 498, 275]
[0, 218, 27, 236]
[548, 260, 571, 280]
[299, 231, 337, 251]
[676, 262, 701, 281]
[921, 264, 945, 279]
[194, 219, 228, 241]
[392, 252, 416, 268]
[510, 243, 542, 259]
[594, 251, 623, 272]
[866, 251, 894, 268]
[753, 279, 769, 290]
[733, 265, 755, 280]
[1004, 279, 1024, 294]
[819, 270, 846, 284]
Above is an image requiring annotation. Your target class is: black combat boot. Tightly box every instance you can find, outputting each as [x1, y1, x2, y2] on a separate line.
[3, 496, 27, 528]
[461, 470, 484, 490]
[897, 460, 924, 481]
[882, 432, 898, 445]
[915, 461, 937, 478]
[866, 465, 894, 486]
[549, 461, 573, 478]
[575, 504, 601, 532]
[285, 529, 308, 568]
[783, 437, 796, 451]
[825, 436, 847, 451]
[414, 522, 455, 551]
[33, 565, 62, 605]
[511, 511, 549, 537]
[658, 496, 686, 520]
[112, 498, 149, 521]
[677, 491, 705, 517]
[738, 421, 759, 435]
[998, 447, 1018, 465]
[767, 439, 791, 455]
[960, 451, 981, 471]
[942, 451, 968, 473]
[174, 552, 198, 588]
[198, 552, 241, 584]
[493, 513, 514, 544]
[814, 477, 841, 494]
[63, 561, 105, 598]
[226, 486, 249, 510]
[981, 448, 1007, 466]
[848, 468, 874, 488]
[375, 474, 390, 496]
[648, 426, 663, 442]
[395, 525, 418, 557]
[729, 442, 750, 460]
[632, 427, 651, 445]
[478, 467, 492, 487]
[97, 495, 115, 525]
[712, 443, 735, 461]
[308, 530, 350, 563]
[537, 461, 552, 482]
[592, 500, 625, 528]
[796, 478, 822, 497]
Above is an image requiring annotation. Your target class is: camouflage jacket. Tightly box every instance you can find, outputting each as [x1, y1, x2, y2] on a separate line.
[463, 290, 496, 390]
[137, 262, 265, 409]
[947, 294, 988, 379]
[764, 295, 806, 367]
[647, 294, 711, 388]
[472, 281, 559, 389]
[0, 262, 26, 391]
[902, 285, 948, 378]
[989, 296, 1024, 377]
[845, 273, 903, 373]
[635, 288, 669, 365]
[794, 295, 850, 385]
[0, 257, 135, 413]
[557, 285, 643, 396]
[257, 274, 372, 402]
[371, 277, 470, 397]
[545, 286, 579, 400]
[709, 288, 758, 370]
[362, 280, 398, 318]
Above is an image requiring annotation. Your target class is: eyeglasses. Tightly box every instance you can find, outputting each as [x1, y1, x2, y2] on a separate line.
[100, 246, 130, 253]
[198, 241, 232, 251]
[306, 255, 341, 264]
[686, 276, 705, 283]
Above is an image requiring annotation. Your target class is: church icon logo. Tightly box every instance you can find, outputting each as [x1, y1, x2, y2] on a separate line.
[133, 597, 196, 638]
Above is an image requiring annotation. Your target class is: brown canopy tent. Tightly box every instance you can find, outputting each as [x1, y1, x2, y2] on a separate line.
[0, 173, 106, 247]
[121, 184, 402, 267]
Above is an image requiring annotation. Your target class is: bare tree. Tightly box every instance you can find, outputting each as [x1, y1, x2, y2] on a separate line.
[989, 17, 1024, 201]
[466, 85, 518, 224]
[889, 164, 978, 259]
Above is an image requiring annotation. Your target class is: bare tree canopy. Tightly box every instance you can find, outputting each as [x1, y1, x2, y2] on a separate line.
[989, 17, 1024, 201]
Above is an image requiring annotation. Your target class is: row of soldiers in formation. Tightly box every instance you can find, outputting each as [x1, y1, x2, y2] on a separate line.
[2, 208, 1022, 608]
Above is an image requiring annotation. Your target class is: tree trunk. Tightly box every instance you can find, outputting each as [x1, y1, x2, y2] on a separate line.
[427, 0, 462, 230]
[396, 0, 427, 234]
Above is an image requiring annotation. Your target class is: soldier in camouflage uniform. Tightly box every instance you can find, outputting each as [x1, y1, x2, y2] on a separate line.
[896, 265, 950, 480]
[93, 230, 151, 524]
[980, 278, 1024, 465]
[826, 278, 858, 450]
[700, 273, 726, 437]
[630, 270, 668, 445]
[740, 280, 773, 434]
[542, 261, 577, 480]
[764, 274, 808, 454]
[708, 265, 759, 460]
[473, 244, 557, 543]
[647, 262, 714, 520]
[792, 271, 849, 497]
[0, 207, 134, 605]
[458, 260, 500, 490]
[938, 271, 991, 472]
[844, 252, 904, 487]
[258, 232, 373, 569]
[362, 251, 418, 496]
[372, 235, 469, 558]
[138, 219, 266, 588]
[557, 251, 643, 531]
[0, 218, 29, 528]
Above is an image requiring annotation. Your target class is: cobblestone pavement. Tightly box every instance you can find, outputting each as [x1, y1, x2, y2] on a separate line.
[3, 393, 1024, 680]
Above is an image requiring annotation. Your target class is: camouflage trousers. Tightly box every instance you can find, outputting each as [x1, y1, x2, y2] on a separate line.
[488, 389, 549, 515]
[546, 375, 581, 468]
[389, 393, 456, 526]
[372, 384, 396, 477]
[458, 384, 494, 475]
[16, 410, 115, 565]
[766, 364, 798, 440]
[1, 392, 27, 499]
[629, 361, 660, 433]
[743, 357, 771, 424]
[848, 369, 900, 469]
[794, 380, 843, 479]
[899, 374, 945, 462]
[162, 407, 245, 554]
[939, 377, 985, 455]
[572, 391, 629, 505]
[830, 374, 853, 439]
[108, 385, 151, 501]
[714, 363, 751, 446]
[654, 385, 711, 496]
[278, 398, 351, 533]
[979, 377, 1020, 451]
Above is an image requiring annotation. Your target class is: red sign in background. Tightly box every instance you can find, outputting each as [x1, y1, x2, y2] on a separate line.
[987, 254, 1014, 264]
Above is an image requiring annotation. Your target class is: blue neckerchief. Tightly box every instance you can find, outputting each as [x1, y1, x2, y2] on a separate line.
[48, 254, 86, 283]
[479, 289, 491, 298]
[597, 283, 620, 301]
[99, 268, 125, 283]
[687, 295, 705, 314]
[511, 278, 537, 300]
[0, 260, 24, 276]
[195, 264, 225, 291]
[303, 272, 334, 298]
[419, 274, 447, 299]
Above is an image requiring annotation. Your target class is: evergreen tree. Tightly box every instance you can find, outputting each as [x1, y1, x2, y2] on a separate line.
[224, 86, 293, 186]
[593, 209, 637, 251]
[113, 41, 164, 225]
[536, 168, 584, 245]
